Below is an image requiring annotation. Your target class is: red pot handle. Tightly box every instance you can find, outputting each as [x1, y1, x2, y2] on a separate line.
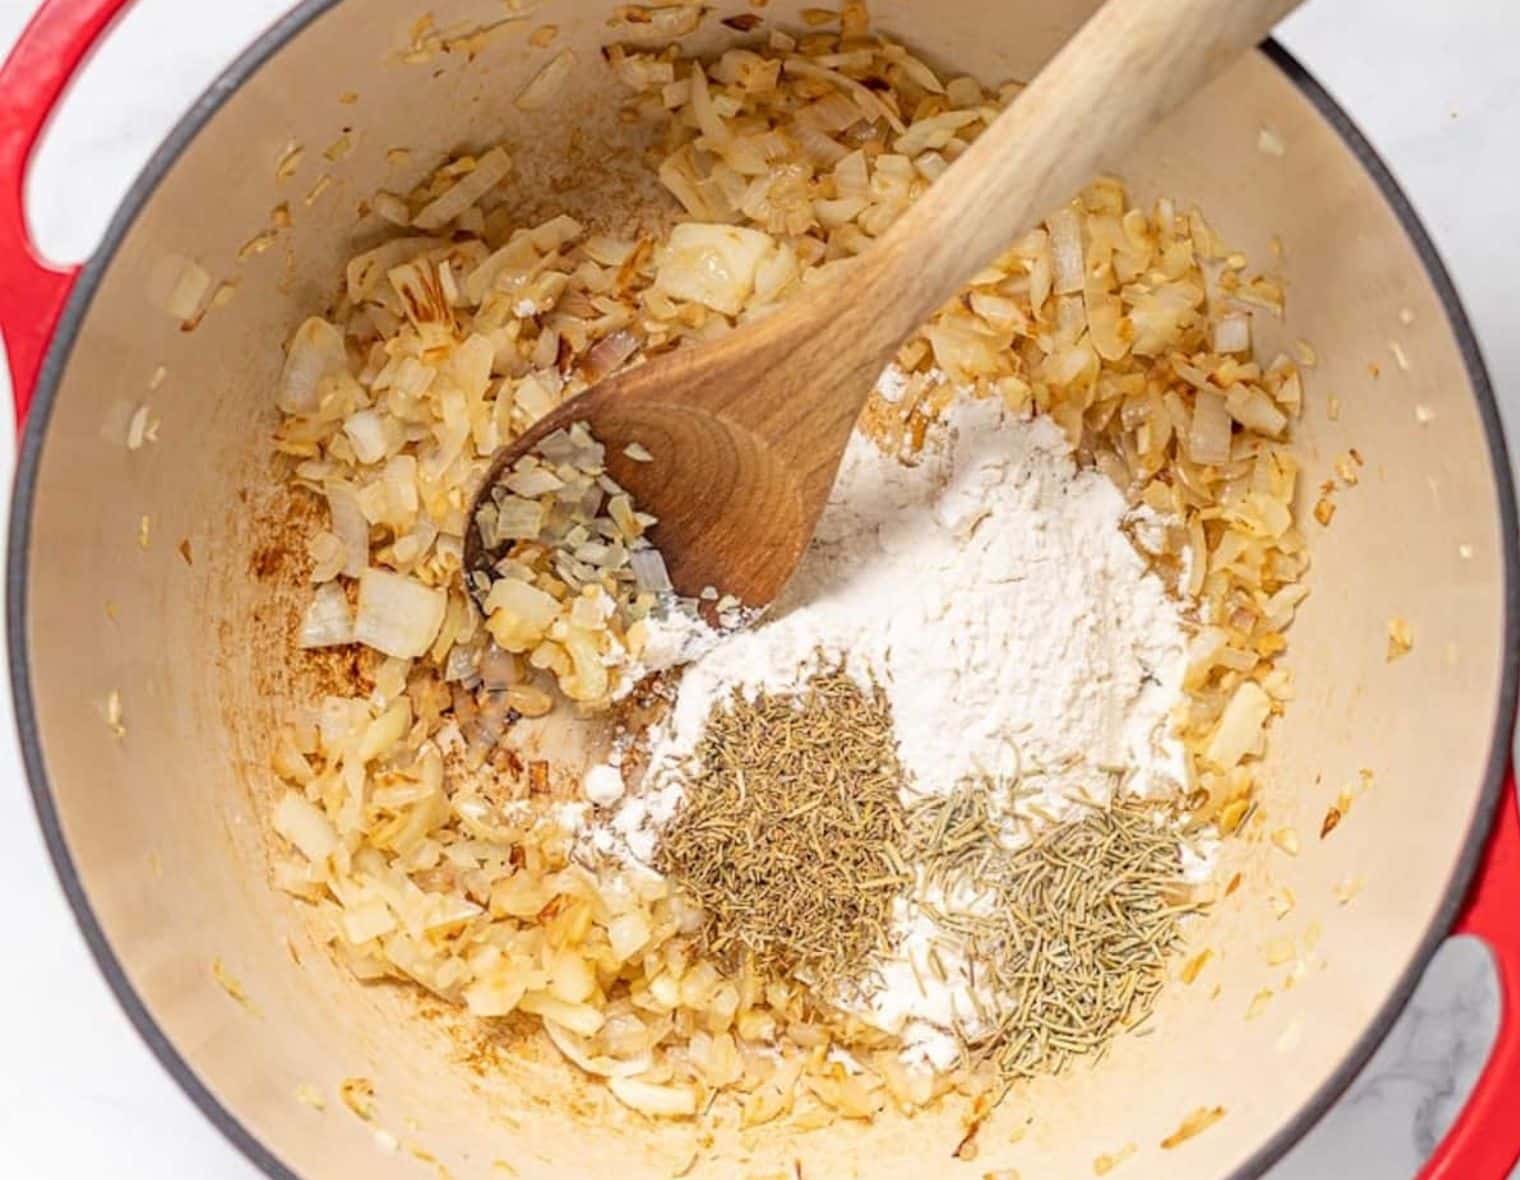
[0, 0, 134, 427]
[1420, 768, 1520, 1180]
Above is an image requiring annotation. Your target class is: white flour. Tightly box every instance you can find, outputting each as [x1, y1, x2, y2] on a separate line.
[584, 374, 1191, 1065]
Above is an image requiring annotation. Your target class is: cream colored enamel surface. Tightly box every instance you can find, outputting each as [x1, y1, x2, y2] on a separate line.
[17, 2, 1511, 1177]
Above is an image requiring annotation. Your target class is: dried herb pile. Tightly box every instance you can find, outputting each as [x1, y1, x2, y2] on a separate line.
[655, 671, 1202, 1087]
[654, 671, 910, 989]
[908, 783, 1201, 1082]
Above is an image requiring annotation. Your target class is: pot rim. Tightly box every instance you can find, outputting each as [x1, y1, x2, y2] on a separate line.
[6, 6, 1517, 1177]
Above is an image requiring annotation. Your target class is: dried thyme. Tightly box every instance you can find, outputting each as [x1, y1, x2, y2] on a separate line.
[654, 671, 910, 989]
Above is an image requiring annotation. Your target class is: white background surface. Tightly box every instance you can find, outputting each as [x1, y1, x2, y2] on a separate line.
[0, 1, 1517, 1177]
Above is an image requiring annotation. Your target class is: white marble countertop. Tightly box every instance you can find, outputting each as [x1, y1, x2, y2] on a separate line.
[0, 1, 1515, 1176]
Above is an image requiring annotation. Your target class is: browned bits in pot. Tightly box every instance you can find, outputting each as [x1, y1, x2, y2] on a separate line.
[1093, 1144, 1136, 1175]
[1179, 948, 1212, 984]
[338, 1076, 376, 1122]
[1332, 874, 1365, 906]
[274, 142, 304, 181]
[1160, 1105, 1226, 1150]
[211, 957, 258, 1015]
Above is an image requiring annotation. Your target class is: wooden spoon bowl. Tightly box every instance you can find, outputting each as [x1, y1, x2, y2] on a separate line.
[466, 0, 1303, 611]
[463, 321, 833, 608]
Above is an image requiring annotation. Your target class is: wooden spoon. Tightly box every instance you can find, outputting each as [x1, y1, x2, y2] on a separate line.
[466, 0, 1303, 610]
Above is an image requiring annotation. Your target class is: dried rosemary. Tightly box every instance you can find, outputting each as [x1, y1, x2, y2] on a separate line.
[654, 670, 910, 989]
[906, 784, 1201, 1083]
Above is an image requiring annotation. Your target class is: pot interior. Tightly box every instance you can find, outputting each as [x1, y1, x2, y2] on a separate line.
[14, 1, 1514, 1177]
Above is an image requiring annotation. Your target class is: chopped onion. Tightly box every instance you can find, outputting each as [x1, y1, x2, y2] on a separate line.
[325, 481, 370, 578]
[514, 372, 559, 422]
[307, 531, 345, 583]
[543, 1019, 653, 1079]
[1205, 681, 1271, 770]
[608, 47, 675, 92]
[462, 234, 537, 306]
[607, 910, 651, 959]
[504, 468, 564, 497]
[1213, 313, 1251, 355]
[630, 548, 673, 594]
[913, 151, 949, 181]
[530, 213, 584, 253]
[519, 992, 604, 1037]
[1185, 626, 1229, 680]
[391, 518, 437, 566]
[1084, 291, 1130, 361]
[688, 65, 732, 147]
[126, 404, 153, 450]
[478, 645, 519, 691]
[582, 329, 640, 384]
[343, 409, 389, 464]
[1264, 583, 1311, 632]
[608, 1077, 698, 1118]
[372, 191, 411, 226]
[413, 147, 513, 230]
[783, 57, 905, 135]
[798, 91, 863, 135]
[273, 791, 337, 863]
[535, 431, 579, 468]
[793, 123, 848, 168]
[583, 235, 636, 266]
[893, 108, 978, 158]
[443, 643, 479, 684]
[655, 223, 775, 316]
[299, 582, 355, 648]
[345, 237, 442, 303]
[279, 318, 348, 414]
[1131, 281, 1203, 356]
[341, 900, 396, 945]
[1225, 386, 1287, 438]
[483, 577, 559, 652]
[561, 626, 609, 702]
[354, 568, 447, 659]
[491, 497, 547, 542]
[569, 422, 607, 468]
[388, 258, 453, 330]
[153, 255, 211, 322]
[515, 50, 576, 112]
[1047, 206, 1084, 295]
[613, 3, 702, 45]
[1187, 389, 1233, 466]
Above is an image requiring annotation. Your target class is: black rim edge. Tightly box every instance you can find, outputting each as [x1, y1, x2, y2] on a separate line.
[6, 18, 1517, 1180]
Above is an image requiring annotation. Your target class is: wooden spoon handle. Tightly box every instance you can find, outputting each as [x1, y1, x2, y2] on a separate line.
[836, 0, 1306, 360]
